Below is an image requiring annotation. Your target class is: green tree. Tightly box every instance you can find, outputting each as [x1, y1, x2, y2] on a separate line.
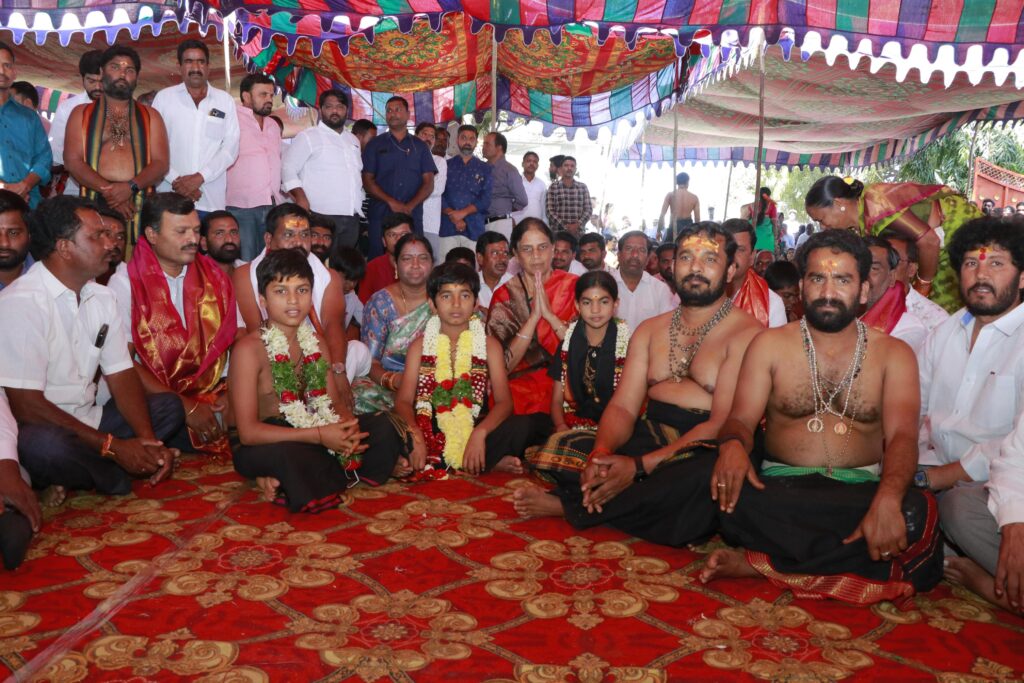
[885, 125, 1024, 193]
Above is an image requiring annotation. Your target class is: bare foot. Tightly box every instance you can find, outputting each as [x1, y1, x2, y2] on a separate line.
[512, 486, 564, 518]
[945, 556, 1020, 614]
[393, 457, 412, 478]
[492, 455, 524, 475]
[255, 477, 280, 502]
[699, 548, 759, 584]
[39, 485, 66, 508]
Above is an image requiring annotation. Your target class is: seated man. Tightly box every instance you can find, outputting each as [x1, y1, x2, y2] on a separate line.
[701, 230, 943, 604]
[328, 245, 366, 341]
[109, 193, 238, 457]
[394, 262, 550, 477]
[912, 217, 1024, 614]
[230, 249, 406, 512]
[357, 213, 412, 303]
[514, 222, 762, 548]
[234, 203, 369, 407]
[0, 389, 39, 570]
[0, 196, 182, 504]
[879, 228, 949, 333]
[722, 218, 787, 328]
[860, 235, 927, 355]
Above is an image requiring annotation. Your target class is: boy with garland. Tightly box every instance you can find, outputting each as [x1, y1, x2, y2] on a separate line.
[229, 248, 409, 512]
[394, 262, 552, 477]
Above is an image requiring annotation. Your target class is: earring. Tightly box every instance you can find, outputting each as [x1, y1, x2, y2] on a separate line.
[840, 206, 846, 212]
[394, 267, 399, 279]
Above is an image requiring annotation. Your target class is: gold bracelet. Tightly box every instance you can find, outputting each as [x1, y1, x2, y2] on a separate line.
[915, 276, 934, 284]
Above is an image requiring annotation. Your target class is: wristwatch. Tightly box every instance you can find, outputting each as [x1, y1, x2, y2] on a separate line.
[331, 361, 346, 376]
[129, 180, 141, 194]
[632, 455, 648, 483]
[912, 470, 930, 489]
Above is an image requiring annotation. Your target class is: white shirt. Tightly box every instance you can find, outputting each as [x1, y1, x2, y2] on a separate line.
[612, 269, 676, 332]
[733, 286, 787, 328]
[345, 290, 363, 328]
[0, 262, 133, 429]
[988, 432, 1024, 527]
[50, 90, 93, 195]
[889, 309, 928, 357]
[108, 265, 189, 339]
[0, 389, 17, 464]
[918, 303, 1024, 482]
[281, 122, 364, 216]
[421, 153, 447, 235]
[479, 271, 512, 310]
[153, 83, 240, 212]
[512, 174, 547, 224]
[906, 286, 949, 333]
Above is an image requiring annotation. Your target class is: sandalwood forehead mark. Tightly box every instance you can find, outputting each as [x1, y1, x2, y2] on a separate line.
[681, 235, 720, 253]
[284, 217, 308, 230]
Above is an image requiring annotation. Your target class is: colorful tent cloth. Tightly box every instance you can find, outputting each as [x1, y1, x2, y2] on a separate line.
[0, 0, 185, 45]
[243, 16, 680, 130]
[189, 0, 1024, 66]
[621, 42, 1024, 169]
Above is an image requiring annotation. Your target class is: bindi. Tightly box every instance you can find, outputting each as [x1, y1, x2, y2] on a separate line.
[979, 247, 987, 261]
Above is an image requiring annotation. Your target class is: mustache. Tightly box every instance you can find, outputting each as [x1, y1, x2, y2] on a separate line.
[682, 274, 711, 286]
[968, 283, 994, 294]
[808, 297, 847, 310]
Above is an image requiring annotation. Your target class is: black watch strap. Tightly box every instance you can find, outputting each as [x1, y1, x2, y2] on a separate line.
[129, 180, 140, 194]
[632, 455, 648, 482]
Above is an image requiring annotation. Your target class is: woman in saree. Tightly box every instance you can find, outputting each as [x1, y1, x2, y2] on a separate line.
[805, 176, 981, 312]
[741, 186, 778, 253]
[487, 218, 578, 415]
[352, 233, 434, 414]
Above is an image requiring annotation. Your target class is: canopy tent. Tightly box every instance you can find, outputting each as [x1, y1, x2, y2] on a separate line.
[3, 0, 1024, 156]
[619, 37, 1024, 170]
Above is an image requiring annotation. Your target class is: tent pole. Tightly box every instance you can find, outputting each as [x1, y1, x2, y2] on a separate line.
[723, 162, 733, 218]
[751, 40, 766, 232]
[222, 21, 232, 92]
[490, 31, 498, 131]
[672, 101, 679, 195]
[966, 121, 980, 199]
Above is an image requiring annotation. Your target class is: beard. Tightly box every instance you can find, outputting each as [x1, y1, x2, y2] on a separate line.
[0, 246, 29, 270]
[323, 115, 345, 130]
[310, 244, 330, 260]
[804, 297, 858, 333]
[255, 102, 273, 117]
[964, 282, 1021, 317]
[207, 242, 240, 264]
[678, 274, 727, 307]
[103, 76, 134, 101]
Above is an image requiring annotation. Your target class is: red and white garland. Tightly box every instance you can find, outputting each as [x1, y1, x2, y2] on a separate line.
[414, 316, 488, 473]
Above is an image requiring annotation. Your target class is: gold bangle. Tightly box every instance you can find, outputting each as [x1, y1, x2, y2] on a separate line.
[316, 426, 322, 445]
[915, 276, 934, 285]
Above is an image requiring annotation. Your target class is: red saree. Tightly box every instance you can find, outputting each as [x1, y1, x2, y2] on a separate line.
[486, 269, 578, 414]
[128, 238, 238, 456]
[732, 270, 772, 328]
[861, 282, 907, 335]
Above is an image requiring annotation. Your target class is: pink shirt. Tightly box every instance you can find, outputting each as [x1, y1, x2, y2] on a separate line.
[225, 105, 285, 209]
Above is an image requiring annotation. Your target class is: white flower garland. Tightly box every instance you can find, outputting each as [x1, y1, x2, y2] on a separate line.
[261, 322, 341, 432]
[561, 318, 631, 359]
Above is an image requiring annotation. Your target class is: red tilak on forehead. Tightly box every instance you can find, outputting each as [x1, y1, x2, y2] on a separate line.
[979, 247, 987, 261]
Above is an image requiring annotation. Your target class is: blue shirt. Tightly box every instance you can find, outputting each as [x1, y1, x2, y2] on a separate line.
[0, 98, 52, 208]
[441, 156, 492, 240]
[0, 253, 33, 291]
[362, 131, 436, 220]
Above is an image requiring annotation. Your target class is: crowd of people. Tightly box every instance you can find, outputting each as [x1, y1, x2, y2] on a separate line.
[1, 38, 1023, 618]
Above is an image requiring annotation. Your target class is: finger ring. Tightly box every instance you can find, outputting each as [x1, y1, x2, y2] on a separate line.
[881, 551, 891, 559]
[717, 483, 727, 487]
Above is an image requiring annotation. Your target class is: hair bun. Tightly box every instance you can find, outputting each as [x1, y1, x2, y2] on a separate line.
[843, 177, 865, 198]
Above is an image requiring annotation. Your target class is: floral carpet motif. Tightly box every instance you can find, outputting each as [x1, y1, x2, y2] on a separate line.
[2, 456, 1023, 681]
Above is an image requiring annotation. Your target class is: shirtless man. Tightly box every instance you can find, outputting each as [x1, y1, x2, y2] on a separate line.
[699, 229, 943, 604]
[515, 222, 762, 547]
[658, 172, 700, 243]
[64, 45, 169, 238]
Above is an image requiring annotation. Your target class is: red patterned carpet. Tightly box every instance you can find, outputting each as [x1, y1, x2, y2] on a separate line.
[3, 455, 1024, 682]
